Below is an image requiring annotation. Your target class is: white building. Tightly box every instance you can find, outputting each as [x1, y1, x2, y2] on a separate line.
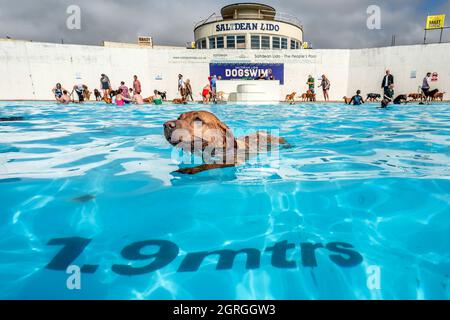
[194, 3, 304, 50]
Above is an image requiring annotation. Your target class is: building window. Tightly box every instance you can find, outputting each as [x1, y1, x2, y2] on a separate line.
[209, 37, 216, 49]
[291, 39, 301, 50]
[226, 35, 236, 49]
[281, 38, 288, 49]
[251, 35, 260, 49]
[217, 36, 224, 49]
[272, 37, 280, 49]
[201, 39, 207, 49]
[236, 35, 246, 49]
[261, 36, 270, 49]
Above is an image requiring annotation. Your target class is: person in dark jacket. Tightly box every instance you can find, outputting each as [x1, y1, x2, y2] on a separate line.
[381, 70, 394, 97]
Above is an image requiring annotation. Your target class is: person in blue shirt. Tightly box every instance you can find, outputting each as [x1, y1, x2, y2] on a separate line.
[210, 75, 218, 103]
[348, 90, 365, 105]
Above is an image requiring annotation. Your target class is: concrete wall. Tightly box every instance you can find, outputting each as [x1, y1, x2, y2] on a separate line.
[0, 39, 448, 101]
[347, 44, 449, 97]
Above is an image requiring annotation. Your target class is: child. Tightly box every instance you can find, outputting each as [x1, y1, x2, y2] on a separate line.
[348, 90, 364, 105]
[153, 90, 163, 105]
[202, 84, 211, 104]
[115, 91, 131, 106]
[58, 90, 71, 104]
[52, 83, 65, 101]
[132, 92, 144, 105]
[381, 84, 394, 108]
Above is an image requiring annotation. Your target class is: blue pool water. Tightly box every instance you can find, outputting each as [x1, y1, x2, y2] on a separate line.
[0, 101, 449, 300]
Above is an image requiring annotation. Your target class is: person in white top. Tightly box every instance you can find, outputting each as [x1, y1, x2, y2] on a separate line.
[178, 74, 186, 99]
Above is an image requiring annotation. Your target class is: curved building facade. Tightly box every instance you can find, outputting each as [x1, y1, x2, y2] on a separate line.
[194, 3, 304, 50]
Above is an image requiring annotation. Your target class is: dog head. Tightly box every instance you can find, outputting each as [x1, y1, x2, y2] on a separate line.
[164, 111, 236, 154]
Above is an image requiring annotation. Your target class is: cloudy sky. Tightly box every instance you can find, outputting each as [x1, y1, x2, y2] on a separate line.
[0, 0, 448, 48]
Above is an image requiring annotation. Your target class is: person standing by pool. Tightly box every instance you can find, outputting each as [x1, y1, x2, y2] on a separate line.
[133, 75, 142, 95]
[421, 72, 432, 97]
[348, 90, 365, 105]
[211, 75, 218, 103]
[71, 84, 85, 103]
[319, 75, 331, 101]
[100, 74, 111, 96]
[381, 70, 394, 98]
[52, 83, 65, 101]
[307, 75, 315, 94]
[202, 84, 211, 104]
[185, 79, 194, 101]
[178, 74, 186, 99]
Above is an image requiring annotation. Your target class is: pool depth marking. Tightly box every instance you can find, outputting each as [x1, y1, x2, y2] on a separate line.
[46, 238, 363, 276]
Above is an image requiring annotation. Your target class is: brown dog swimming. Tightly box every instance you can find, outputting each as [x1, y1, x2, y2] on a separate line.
[164, 111, 286, 174]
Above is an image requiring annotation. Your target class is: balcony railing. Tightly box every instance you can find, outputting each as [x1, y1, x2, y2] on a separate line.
[194, 11, 303, 30]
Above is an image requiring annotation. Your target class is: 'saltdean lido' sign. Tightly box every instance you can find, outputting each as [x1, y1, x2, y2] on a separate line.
[216, 22, 280, 32]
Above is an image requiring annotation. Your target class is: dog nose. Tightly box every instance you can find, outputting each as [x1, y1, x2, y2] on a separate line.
[164, 121, 176, 129]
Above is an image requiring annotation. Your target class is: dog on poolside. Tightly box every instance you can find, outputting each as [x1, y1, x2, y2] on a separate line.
[285, 92, 297, 103]
[300, 90, 316, 102]
[82, 85, 91, 101]
[343, 96, 352, 104]
[408, 93, 423, 101]
[433, 91, 446, 101]
[367, 93, 381, 102]
[422, 89, 440, 102]
[163, 111, 287, 175]
[306, 90, 316, 102]
[216, 91, 226, 102]
[156, 91, 167, 101]
[172, 97, 187, 104]
[300, 93, 308, 102]
[94, 89, 102, 101]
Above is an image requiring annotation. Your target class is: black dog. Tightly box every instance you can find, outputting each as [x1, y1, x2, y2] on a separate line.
[157, 91, 167, 101]
[393, 95, 408, 105]
[367, 93, 381, 102]
[109, 90, 119, 98]
[94, 89, 102, 101]
[423, 89, 439, 102]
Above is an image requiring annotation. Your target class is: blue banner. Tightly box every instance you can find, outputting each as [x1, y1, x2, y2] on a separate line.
[209, 63, 284, 85]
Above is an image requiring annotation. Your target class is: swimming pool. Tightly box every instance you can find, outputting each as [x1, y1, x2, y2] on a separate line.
[0, 101, 449, 300]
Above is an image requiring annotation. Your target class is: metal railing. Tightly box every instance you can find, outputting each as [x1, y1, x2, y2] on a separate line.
[194, 11, 303, 30]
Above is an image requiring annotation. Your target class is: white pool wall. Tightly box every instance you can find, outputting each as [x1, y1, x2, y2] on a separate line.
[0, 39, 448, 101]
